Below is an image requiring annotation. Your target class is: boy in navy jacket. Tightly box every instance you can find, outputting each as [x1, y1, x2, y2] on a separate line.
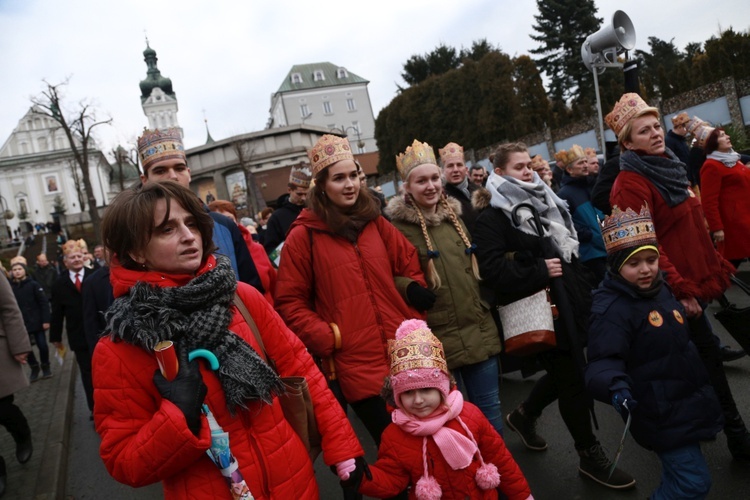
[585, 205, 723, 500]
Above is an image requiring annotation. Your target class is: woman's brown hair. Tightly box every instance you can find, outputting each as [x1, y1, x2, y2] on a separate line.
[703, 128, 724, 155]
[491, 142, 529, 171]
[308, 162, 381, 235]
[101, 182, 216, 270]
[208, 199, 237, 220]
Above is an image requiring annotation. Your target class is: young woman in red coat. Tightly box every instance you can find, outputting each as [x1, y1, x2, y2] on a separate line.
[275, 134, 434, 450]
[607, 93, 750, 463]
[699, 127, 750, 267]
[344, 319, 531, 500]
[94, 181, 364, 499]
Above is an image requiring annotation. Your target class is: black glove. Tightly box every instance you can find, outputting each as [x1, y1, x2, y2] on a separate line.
[406, 282, 437, 311]
[339, 456, 372, 491]
[153, 348, 207, 436]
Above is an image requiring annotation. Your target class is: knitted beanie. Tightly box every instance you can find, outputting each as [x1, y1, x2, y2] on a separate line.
[388, 319, 450, 409]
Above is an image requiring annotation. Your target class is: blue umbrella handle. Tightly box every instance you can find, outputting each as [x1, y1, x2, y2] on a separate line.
[188, 349, 220, 370]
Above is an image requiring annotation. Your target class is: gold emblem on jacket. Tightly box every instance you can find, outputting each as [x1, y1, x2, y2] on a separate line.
[648, 310, 663, 327]
[673, 310, 684, 324]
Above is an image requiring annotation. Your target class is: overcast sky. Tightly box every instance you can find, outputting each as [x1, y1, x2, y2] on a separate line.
[1, 0, 748, 155]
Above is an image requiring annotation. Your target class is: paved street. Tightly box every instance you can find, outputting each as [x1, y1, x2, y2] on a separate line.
[1, 268, 749, 499]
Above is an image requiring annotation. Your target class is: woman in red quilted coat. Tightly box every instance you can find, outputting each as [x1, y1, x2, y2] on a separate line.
[93, 181, 364, 499]
[275, 134, 434, 450]
[699, 127, 750, 266]
[345, 319, 531, 500]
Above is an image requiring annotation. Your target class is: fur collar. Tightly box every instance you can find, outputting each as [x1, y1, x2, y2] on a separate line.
[386, 195, 463, 226]
[471, 187, 492, 212]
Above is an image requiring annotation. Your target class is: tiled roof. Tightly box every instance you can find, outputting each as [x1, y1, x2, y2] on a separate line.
[276, 62, 368, 93]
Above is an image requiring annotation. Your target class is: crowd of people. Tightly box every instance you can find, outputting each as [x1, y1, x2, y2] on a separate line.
[1, 90, 749, 499]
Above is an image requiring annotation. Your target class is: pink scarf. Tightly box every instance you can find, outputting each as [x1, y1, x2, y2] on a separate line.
[391, 391, 477, 470]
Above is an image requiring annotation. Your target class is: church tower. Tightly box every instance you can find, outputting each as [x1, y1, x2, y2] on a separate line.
[139, 41, 182, 136]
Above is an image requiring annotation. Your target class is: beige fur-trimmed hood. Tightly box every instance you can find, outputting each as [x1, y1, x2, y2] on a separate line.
[386, 195, 463, 226]
[471, 187, 492, 212]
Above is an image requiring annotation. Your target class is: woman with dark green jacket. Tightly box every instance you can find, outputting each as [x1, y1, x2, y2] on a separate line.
[386, 139, 503, 434]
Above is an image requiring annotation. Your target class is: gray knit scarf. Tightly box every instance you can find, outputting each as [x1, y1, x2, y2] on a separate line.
[486, 171, 579, 262]
[620, 150, 689, 207]
[104, 256, 284, 413]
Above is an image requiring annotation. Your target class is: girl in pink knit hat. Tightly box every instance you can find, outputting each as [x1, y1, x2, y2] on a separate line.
[341, 319, 532, 499]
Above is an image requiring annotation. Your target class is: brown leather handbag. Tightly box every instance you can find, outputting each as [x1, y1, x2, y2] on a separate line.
[233, 294, 322, 461]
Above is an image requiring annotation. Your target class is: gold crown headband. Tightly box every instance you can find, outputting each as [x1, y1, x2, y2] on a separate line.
[556, 145, 586, 167]
[605, 93, 659, 137]
[388, 327, 448, 376]
[671, 112, 690, 128]
[137, 128, 185, 174]
[438, 142, 464, 165]
[289, 166, 312, 188]
[308, 134, 354, 176]
[396, 140, 438, 180]
[601, 205, 658, 256]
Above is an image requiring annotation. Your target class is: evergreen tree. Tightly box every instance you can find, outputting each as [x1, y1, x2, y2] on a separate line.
[530, 0, 602, 103]
[512, 55, 550, 134]
[401, 44, 461, 87]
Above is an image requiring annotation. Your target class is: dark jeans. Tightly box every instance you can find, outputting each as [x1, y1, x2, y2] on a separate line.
[0, 394, 31, 444]
[74, 348, 94, 412]
[26, 330, 50, 366]
[688, 308, 744, 435]
[453, 356, 503, 436]
[522, 349, 597, 450]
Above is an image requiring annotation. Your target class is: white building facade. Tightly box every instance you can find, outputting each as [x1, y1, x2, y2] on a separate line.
[0, 107, 112, 242]
[268, 62, 377, 153]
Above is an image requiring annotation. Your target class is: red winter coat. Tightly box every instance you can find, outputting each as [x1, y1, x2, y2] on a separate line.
[93, 256, 362, 499]
[700, 158, 750, 261]
[238, 223, 277, 304]
[274, 209, 426, 403]
[611, 170, 733, 301]
[359, 401, 531, 500]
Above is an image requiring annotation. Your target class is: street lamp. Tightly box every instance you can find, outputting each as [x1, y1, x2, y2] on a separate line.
[581, 10, 636, 157]
[330, 125, 365, 151]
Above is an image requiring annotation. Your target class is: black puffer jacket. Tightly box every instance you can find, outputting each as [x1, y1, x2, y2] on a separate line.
[10, 276, 50, 333]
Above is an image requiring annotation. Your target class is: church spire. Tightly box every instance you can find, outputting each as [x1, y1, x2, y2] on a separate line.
[204, 110, 215, 144]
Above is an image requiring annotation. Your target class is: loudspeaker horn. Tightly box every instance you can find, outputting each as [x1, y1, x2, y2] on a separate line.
[581, 10, 636, 72]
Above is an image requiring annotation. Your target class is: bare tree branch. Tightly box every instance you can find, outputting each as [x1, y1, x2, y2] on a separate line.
[30, 79, 112, 240]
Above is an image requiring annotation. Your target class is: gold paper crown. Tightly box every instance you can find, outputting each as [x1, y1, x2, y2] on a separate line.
[396, 139, 438, 180]
[686, 116, 705, 137]
[584, 147, 597, 158]
[10, 256, 27, 267]
[556, 145, 586, 167]
[692, 122, 716, 149]
[62, 239, 85, 255]
[438, 142, 464, 165]
[605, 93, 659, 137]
[671, 112, 690, 128]
[137, 128, 185, 174]
[530, 155, 548, 171]
[289, 165, 312, 188]
[553, 150, 568, 167]
[388, 326, 448, 377]
[308, 134, 353, 176]
[601, 205, 658, 256]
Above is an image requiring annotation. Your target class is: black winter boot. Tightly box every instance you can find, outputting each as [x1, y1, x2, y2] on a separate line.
[577, 442, 636, 490]
[29, 364, 40, 383]
[41, 364, 52, 379]
[12, 432, 32, 464]
[725, 414, 750, 462]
